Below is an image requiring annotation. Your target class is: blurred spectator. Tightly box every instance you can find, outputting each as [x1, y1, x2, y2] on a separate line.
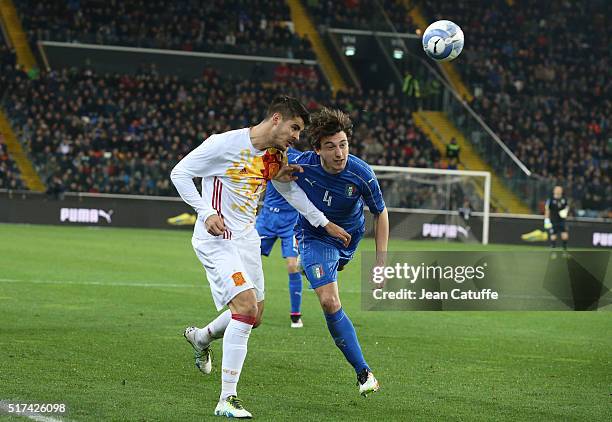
[402, 72, 422, 110]
[46, 173, 66, 200]
[446, 137, 460, 170]
[0, 43, 18, 98]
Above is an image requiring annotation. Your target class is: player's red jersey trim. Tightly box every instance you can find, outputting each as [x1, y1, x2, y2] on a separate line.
[213, 176, 232, 239]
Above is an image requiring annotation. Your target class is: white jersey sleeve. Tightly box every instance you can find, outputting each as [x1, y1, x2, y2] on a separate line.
[271, 180, 329, 228]
[170, 135, 223, 221]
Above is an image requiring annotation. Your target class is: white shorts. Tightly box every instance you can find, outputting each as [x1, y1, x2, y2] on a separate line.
[192, 228, 264, 311]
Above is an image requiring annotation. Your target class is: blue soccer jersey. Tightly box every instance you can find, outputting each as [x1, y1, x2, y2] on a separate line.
[261, 179, 296, 213]
[290, 151, 386, 241]
[289, 151, 386, 288]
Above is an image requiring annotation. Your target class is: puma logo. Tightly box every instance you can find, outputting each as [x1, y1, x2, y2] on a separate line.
[98, 209, 113, 223]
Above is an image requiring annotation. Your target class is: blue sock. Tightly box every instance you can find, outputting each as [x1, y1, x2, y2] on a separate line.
[288, 272, 302, 315]
[324, 308, 369, 373]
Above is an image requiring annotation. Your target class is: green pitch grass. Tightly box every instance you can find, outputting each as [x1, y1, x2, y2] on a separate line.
[0, 224, 610, 421]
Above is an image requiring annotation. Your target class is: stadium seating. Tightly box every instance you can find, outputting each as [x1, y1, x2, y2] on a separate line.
[0, 139, 24, 190]
[2, 1, 609, 215]
[424, 0, 611, 216]
[17, 0, 315, 59]
[0, 43, 24, 190]
[0, 42, 17, 97]
[305, 0, 416, 33]
[2, 64, 440, 196]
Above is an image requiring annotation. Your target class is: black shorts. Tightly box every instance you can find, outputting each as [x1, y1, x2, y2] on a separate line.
[548, 220, 567, 235]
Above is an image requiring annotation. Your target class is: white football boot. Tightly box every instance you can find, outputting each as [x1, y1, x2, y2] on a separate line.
[214, 396, 252, 418]
[183, 326, 212, 374]
[290, 314, 304, 328]
[357, 369, 380, 397]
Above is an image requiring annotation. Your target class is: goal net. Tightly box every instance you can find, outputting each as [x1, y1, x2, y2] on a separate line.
[371, 166, 491, 245]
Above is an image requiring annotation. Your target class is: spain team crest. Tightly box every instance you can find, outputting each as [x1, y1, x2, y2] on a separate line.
[232, 272, 246, 286]
[261, 148, 284, 180]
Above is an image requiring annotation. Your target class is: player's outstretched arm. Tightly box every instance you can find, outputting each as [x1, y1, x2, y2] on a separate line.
[373, 207, 389, 266]
[272, 177, 352, 247]
[271, 177, 328, 227]
[368, 207, 389, 289]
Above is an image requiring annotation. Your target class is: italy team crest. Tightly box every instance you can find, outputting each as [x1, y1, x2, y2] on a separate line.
[345, 184, 357, 197]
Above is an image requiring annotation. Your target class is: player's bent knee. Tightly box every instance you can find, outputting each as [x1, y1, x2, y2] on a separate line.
[229, 289, 258, 317]
[253, 317, 263, 329]
[233, 303, 258, 318]
[286, 257, 299, 273]
[233, 304, 258, 318]
[319, 295, 341, 314]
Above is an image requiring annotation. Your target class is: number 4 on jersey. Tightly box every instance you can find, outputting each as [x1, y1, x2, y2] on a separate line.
[323, 190, 333, 207]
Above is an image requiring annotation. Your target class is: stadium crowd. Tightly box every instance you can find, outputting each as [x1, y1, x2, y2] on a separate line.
[0, 43, 18, 98]
[2, 63, 440, 197]
[0, 138, 25, 190]
[305, 0, 416, 33]
[18, 0, 315, 59]
[0, 44, 25, 190]
[426, 0, 611, 215]
[3, 1, 609, 215]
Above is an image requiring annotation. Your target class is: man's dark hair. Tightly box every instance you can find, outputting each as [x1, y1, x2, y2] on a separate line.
[265, 95, 310, 126]
[306, 107, 353, 149]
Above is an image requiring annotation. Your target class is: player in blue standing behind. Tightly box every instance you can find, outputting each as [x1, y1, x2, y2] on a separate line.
[273, 107, 389, 396]
[256, 140, 309, 328]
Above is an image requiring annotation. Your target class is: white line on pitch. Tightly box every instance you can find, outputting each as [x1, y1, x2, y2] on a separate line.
[0, 278, 200, 289]
[0, 401, 68, 422]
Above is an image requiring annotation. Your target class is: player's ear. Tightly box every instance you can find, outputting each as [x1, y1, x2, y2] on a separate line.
[272, 112, 282, 126]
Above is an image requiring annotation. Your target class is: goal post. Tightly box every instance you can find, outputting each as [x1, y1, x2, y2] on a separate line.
[371, 166, 491, 245]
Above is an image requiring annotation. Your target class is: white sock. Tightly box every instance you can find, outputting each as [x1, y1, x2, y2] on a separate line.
[196, 309, 231, 347]
[220, 317, 253, 400]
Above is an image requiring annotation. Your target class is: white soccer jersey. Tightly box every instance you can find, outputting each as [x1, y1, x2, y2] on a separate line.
[171, 127, 327, 240]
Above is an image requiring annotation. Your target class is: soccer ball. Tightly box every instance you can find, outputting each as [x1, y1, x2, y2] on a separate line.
[422, 20, 464, 62]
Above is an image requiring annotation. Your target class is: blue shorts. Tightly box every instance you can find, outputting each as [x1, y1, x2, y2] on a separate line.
[255, 207, 299, 258]
[298, 228, 364, 289]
